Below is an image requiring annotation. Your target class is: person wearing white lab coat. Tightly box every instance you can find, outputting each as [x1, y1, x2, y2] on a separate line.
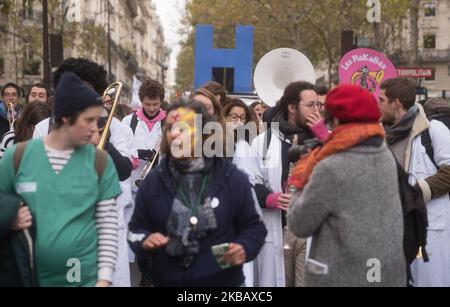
[239, 82, 321, 287]
[121, 78, 166, 286]
[408, 115, 450, 287]
[241, 128, 286, 287]
[380, 77, 450, 287]
[224, 98, 263, 287]
[121, 78, 167, 203]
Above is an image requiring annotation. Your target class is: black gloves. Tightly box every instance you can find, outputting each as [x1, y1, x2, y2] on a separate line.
[138, 149, 157, 161]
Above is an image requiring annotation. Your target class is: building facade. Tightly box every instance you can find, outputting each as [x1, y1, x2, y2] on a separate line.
[314, 1, 449, 98]
[408, 0, 450, 98]
[0, 0, 169, 97]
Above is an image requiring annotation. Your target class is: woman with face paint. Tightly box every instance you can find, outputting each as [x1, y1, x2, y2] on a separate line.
[128, 101, 267, 286]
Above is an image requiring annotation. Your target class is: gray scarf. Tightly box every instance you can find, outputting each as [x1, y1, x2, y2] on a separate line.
[386, 106, 418, 145]
[166, 158, 217, 268]
[272, 112, 315, 144]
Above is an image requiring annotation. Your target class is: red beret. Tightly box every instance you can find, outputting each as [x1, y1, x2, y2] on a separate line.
[325, 84, 381, 123]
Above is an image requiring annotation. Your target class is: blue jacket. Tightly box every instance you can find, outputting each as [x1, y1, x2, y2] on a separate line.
[128, 157, 267, 287]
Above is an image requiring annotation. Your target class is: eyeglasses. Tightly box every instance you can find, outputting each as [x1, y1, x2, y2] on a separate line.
[4, 93, 18, 98]
[299, 102, 324, 109]
[229, 113, 247, 122]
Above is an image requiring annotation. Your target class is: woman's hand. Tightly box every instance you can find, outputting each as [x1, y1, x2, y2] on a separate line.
[220, 243, 246, 266]
[143, 233, 169, 250]
[11, 205, 32, 231]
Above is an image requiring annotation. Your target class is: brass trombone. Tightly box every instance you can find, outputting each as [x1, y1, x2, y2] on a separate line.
[135, 147, 160, 187]
[97, 82, 123, 150]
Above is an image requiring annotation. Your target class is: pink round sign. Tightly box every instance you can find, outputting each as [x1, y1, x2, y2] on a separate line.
[339, 48, 397, 97]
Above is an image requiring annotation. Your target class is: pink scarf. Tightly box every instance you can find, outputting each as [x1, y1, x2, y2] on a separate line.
[136, 107, 167, 133]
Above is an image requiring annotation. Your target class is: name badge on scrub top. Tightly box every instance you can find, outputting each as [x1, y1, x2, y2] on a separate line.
[16, 182, 37, 194]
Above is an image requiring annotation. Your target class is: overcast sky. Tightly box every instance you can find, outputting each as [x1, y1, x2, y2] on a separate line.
[154, 0, 187, 86]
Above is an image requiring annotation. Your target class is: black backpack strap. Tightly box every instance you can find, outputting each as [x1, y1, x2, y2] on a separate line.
[262, 128, 272, 163]
[406, 265, 414, 287]
[13, 141, 28, 174]
[130, 113, 139, 135]
[95, 149, 108, 179]
[421, 129, 438, 168]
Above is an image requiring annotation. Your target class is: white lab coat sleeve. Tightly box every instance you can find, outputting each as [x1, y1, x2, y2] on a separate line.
[33, 118, 50, 138]
[121, 114, 138, 159]
[240, 134, 266, 187]
[110, 118, 133, 158]
[410, 120, 450, 287]
[429, 120, 450, 167]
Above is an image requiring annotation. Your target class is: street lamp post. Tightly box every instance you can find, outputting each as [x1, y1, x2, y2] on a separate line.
[43, 0, 50, 88]
[156, 60, 168, 87]
[107, 0, 112, 82]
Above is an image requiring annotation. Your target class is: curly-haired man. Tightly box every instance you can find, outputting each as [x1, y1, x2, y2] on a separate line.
[122, 78, 166, 170]
[122, 78, 167, 286]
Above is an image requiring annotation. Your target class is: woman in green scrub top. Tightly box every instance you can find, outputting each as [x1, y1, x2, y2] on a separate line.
[0, 72, 121, 287]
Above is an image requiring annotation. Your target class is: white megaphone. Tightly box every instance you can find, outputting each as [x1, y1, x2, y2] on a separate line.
[254, 48, 316, 107]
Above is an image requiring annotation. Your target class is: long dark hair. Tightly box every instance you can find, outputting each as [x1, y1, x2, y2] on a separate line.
[278, 81, 316, 119]
[193, 88, 224, 124]
[201, 81, 227, 106]
[15, 102, 52, 142]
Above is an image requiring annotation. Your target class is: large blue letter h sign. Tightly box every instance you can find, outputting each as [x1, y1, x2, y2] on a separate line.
[194, 25, 254, 93]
